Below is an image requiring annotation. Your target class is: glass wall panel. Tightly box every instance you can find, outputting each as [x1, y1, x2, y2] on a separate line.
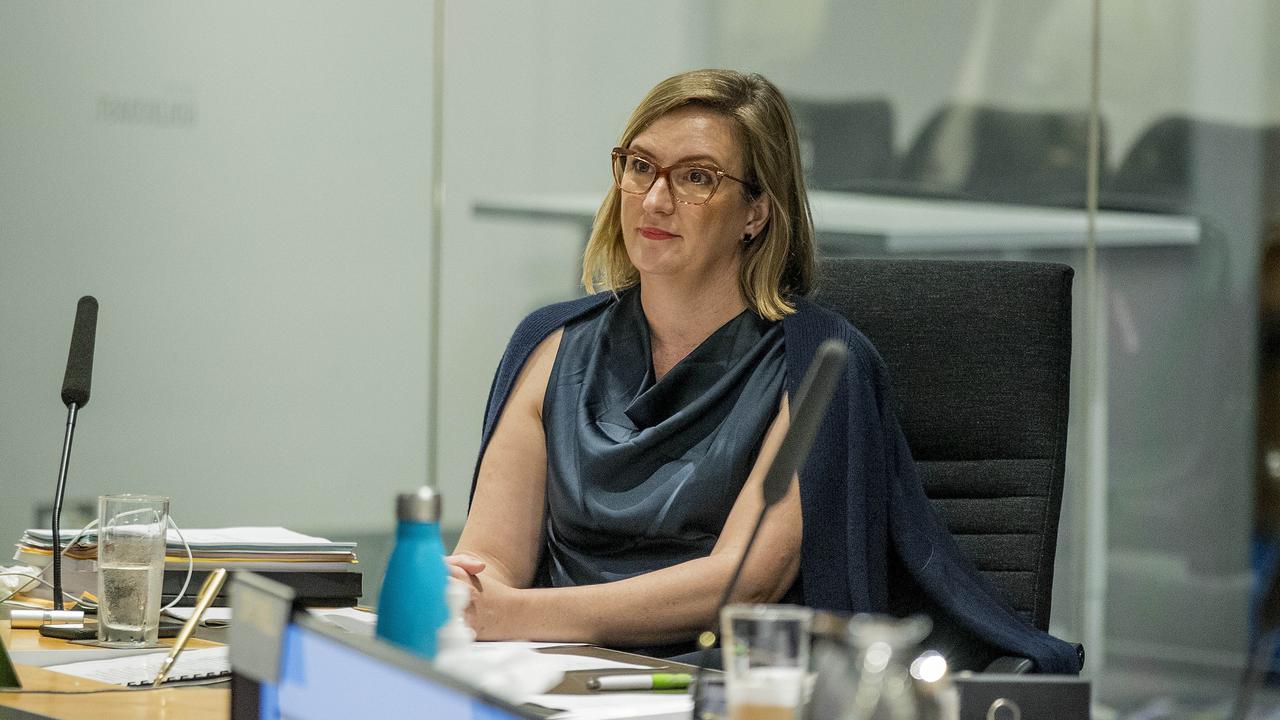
[1093, 1, 1279, 712]
[707, 0, 1100, 661]
[438, 0, 1279, 711]
[435, 2, 715, 538]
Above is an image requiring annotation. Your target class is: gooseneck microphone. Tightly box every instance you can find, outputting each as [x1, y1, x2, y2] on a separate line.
[690, 339, 848, 719]
[51, 296, 98, 612]
[61, 296, 98, 408]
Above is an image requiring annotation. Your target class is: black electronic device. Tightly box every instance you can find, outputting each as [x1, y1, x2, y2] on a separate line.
[161, 569, 362, 608]
[954, 673, 1090, 719]
[0, 630, 20, 689]
[50, 296, 99, 613]
[690, 339, 848, 718]
[37, 620, 185, 641]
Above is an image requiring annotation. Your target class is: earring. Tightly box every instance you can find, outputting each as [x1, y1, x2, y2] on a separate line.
[742, 233, 754, 244]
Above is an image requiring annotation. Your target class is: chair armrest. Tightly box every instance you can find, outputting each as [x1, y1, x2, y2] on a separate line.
[982, 655, 1034, 674]
[981, 644, 1085, 674]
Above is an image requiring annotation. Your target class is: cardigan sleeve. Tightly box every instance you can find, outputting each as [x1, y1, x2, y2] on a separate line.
[786, 298, 1081, 673]
[470, 293, 614, 506]
[870, 342, 1082, 673]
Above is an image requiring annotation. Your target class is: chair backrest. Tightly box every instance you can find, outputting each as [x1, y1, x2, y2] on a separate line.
[814, 258, 1073, 631]
[789, 97, 895, 190]
[896, 103, 1104, 207]
[1105, 115, 1272, 228]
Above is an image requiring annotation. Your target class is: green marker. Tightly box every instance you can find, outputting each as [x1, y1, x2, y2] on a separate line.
[587, 672, 693, 691]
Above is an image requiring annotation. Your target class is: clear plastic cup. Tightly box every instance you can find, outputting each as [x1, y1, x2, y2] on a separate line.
[96, 494, 168, 647]
[721, 604, 813, 720]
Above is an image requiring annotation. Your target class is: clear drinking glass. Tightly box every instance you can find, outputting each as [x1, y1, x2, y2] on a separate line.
[96, 494, 168, 647]
[721, 604, 813, 720]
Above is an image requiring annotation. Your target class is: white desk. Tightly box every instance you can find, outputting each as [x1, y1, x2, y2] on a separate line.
[473, 190, 1200, 252]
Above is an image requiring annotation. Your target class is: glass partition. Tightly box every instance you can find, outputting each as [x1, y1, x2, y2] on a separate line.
[438, 0, 1280, 711]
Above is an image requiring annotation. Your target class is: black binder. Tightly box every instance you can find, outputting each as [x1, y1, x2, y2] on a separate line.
[162, 569, 361, 607]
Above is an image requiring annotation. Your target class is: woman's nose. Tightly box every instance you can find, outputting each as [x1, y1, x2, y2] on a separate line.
[643, 175, 675, 214]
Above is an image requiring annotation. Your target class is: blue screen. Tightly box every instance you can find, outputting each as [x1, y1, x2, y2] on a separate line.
[260, 623, 528, 720]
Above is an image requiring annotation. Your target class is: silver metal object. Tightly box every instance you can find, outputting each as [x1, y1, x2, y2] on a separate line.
[396, 486, 441, 523]
[986, 698, 1021, 720]
[11, 609, 84, 628]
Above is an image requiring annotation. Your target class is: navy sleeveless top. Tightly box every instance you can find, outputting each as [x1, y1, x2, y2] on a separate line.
[540, 287, 786, 590]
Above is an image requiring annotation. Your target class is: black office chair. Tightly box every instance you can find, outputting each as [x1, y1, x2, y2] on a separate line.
[886, 103, 1104, 207]
[788, 97, 895, 190]
[814, 258, 1074, 670]
[1104, 115, 1270, 218]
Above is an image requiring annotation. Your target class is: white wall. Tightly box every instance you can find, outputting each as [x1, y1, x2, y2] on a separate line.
[0, 1, 435, 538]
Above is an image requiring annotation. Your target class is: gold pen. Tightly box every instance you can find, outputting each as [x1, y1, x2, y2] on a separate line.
[151, 567, 227, 687]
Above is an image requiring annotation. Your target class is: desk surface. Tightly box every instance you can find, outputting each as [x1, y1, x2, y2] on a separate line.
[2, 663, 227, 720]
[3, 627, 229, 720]
[2, 628, 697, 720]
[4, 625, 222, 667]
[474, 190, 1201, 252]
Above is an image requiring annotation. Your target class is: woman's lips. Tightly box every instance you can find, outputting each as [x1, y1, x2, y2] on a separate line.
[640, 227, 678, 240]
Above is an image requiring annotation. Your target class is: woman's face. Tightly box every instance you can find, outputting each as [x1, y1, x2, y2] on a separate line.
[619, 106, 769, 292]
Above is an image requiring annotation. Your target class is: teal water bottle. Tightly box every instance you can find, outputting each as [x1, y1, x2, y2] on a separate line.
[376, 486, 450, 658]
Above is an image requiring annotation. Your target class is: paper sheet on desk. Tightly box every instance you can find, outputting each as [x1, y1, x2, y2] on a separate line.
[308, 606, 376, 636]
[165, 606, 233, 626]
[525, 692, 692, 720]
[468, 643, 647, 672]
[9, 643, 164, 668]
[304, 607, 615, 665]
[45, 646, 230, 686]
[434, 643, 652, 706]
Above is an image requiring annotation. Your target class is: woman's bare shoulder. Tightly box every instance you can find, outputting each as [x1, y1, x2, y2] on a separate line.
[511, 328, 564, 417]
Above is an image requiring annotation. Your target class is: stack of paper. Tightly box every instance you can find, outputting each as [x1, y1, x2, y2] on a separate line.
[12, 527, 361, 606]
[15, 527, 358, 571]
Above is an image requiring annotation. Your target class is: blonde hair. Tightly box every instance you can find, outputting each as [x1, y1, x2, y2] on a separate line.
[581, 69, 815, 321]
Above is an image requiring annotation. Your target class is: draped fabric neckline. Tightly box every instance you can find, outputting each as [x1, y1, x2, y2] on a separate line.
[540, 286, 786, 591]
[607, 290, 779, 430]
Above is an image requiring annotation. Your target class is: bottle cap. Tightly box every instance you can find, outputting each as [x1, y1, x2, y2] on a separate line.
[396, 486, 442, 523]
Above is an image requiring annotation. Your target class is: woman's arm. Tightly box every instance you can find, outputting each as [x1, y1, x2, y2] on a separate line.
[451, 329, 563, 589]
[458, 394, 803, 646]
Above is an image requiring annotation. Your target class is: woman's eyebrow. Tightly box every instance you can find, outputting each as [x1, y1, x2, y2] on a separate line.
[628, 143, 724, 168]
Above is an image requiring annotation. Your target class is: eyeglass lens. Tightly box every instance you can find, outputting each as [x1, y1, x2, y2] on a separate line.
[613, 153, 720, 204]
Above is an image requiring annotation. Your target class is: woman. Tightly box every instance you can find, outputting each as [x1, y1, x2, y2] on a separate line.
[450, 69, 1080, 672]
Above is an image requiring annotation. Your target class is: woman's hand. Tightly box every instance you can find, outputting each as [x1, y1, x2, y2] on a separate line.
[445, 553, 486, 582]
[458, 571, 525, 641]
[445, 553, 523, 640]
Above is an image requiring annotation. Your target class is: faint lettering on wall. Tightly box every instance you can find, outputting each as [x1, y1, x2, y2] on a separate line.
[95, 95, 197, 128]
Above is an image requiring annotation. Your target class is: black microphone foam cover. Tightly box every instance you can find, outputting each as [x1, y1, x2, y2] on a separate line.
[61, 296, 98, 408]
